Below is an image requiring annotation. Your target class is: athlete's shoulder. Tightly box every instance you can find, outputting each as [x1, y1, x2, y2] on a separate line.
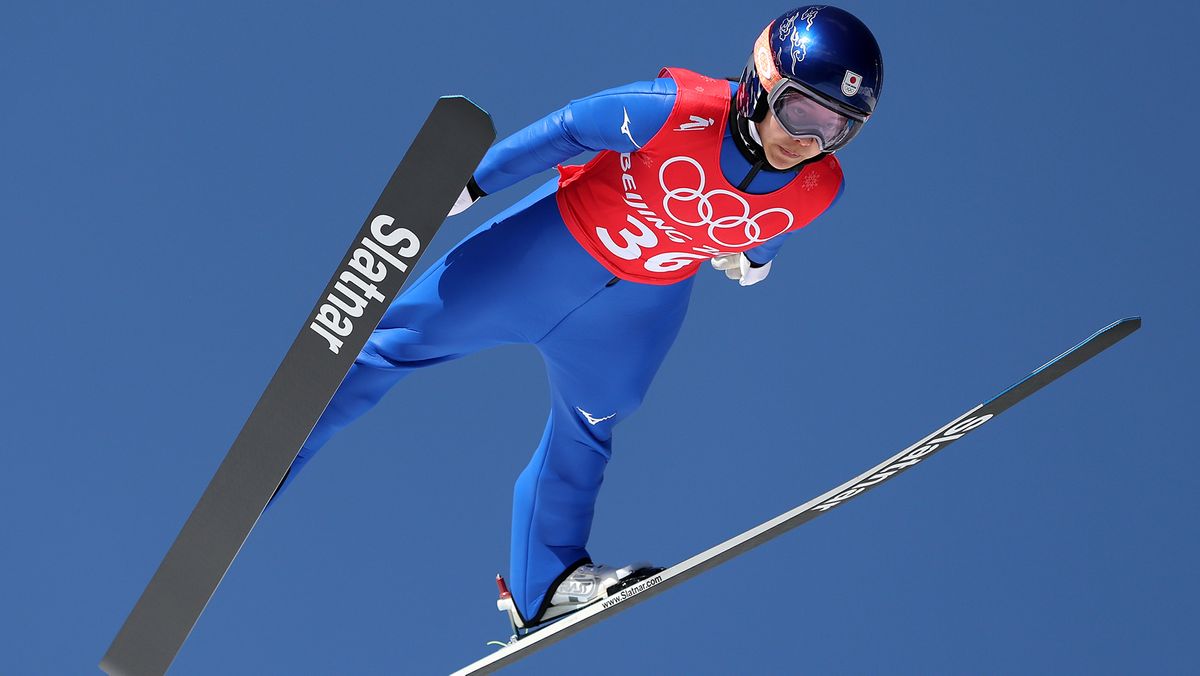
[572, 76, 677, 104]
[822, 155, 847, 206]
[558, 77, 680, 152]
[824, 153, 845, 175]
[655, 69, 740, 116]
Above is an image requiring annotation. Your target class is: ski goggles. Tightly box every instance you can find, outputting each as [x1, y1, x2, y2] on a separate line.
[767, 79, 867, 152]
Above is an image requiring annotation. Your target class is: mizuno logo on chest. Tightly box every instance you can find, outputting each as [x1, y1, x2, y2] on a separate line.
[620, 107, 642, 149]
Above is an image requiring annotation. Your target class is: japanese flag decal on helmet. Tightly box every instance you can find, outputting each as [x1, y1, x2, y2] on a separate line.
[842, 70, 862, 96]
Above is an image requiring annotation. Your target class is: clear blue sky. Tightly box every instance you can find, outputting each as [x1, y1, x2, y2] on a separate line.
[1, 1, 1195, 674]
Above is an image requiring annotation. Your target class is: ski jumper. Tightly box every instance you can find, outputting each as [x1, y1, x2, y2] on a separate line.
[270, 69, 845, 622]
[556, 70, 841, 285]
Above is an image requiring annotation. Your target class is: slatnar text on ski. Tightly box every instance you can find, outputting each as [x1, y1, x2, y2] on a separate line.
[308, 215, 420, 354]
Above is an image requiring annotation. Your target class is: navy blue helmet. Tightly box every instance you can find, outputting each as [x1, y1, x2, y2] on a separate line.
[737, 5, 883, 152]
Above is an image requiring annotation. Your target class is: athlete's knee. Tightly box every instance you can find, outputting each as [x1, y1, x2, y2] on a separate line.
[544, 437, 610, 489]
[360, 327, 425, 367]
[570, 390, 648, 430]
[360, 325, 471, 370]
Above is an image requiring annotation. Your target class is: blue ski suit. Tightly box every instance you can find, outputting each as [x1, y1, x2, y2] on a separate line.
[271, 76, 842, 622]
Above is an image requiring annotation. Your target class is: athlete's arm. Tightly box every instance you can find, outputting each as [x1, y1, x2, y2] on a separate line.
[471, 79, 678, 195]
[743, 236, 789, 267]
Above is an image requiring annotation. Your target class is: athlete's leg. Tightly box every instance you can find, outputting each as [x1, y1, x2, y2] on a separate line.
[272, 179, 603, 502]
[510, 274, 697, 621]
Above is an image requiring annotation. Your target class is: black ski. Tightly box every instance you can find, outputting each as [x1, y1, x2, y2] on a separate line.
[452, 317, 1141, 675]
[101, 96, 495, 676]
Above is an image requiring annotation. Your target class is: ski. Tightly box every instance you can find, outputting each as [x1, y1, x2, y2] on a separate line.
[101, 96, 495, 676]
[452, 317, 1141, 675]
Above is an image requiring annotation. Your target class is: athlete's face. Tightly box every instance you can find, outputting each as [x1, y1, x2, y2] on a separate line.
[758, 108, 823, 169]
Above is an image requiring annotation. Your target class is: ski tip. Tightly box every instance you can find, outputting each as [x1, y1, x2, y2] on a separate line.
[1101, 316, 1142, 337]
[436, 94, 493, 118]
[433, 95, 496, 138]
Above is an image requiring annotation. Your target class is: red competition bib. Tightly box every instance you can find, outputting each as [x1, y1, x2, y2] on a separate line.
[555, 67, 843, 285]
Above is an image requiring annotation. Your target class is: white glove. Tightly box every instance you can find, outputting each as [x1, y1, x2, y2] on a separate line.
[710, 253, 772, 286]
[447, 186, 478, 216]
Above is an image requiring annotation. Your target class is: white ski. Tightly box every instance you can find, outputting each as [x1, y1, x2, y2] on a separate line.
[451, 317, 1140, 675]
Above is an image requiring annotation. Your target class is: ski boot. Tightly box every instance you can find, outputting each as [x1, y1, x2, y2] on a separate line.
[494, 562, 664, 642]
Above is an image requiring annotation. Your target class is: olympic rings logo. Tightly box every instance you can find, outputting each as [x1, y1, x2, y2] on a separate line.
[658, 156, 795, 249]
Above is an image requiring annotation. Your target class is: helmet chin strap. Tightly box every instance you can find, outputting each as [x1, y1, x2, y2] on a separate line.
[747, 119, 764, 146]
[729, 100, 766, 165]
[731, 113, 777, 190]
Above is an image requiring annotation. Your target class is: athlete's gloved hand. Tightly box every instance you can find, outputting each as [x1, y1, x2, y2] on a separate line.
[710, 253, 772, 286]
[447, 177, 487, 217]
[447, 186, 477, 216]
